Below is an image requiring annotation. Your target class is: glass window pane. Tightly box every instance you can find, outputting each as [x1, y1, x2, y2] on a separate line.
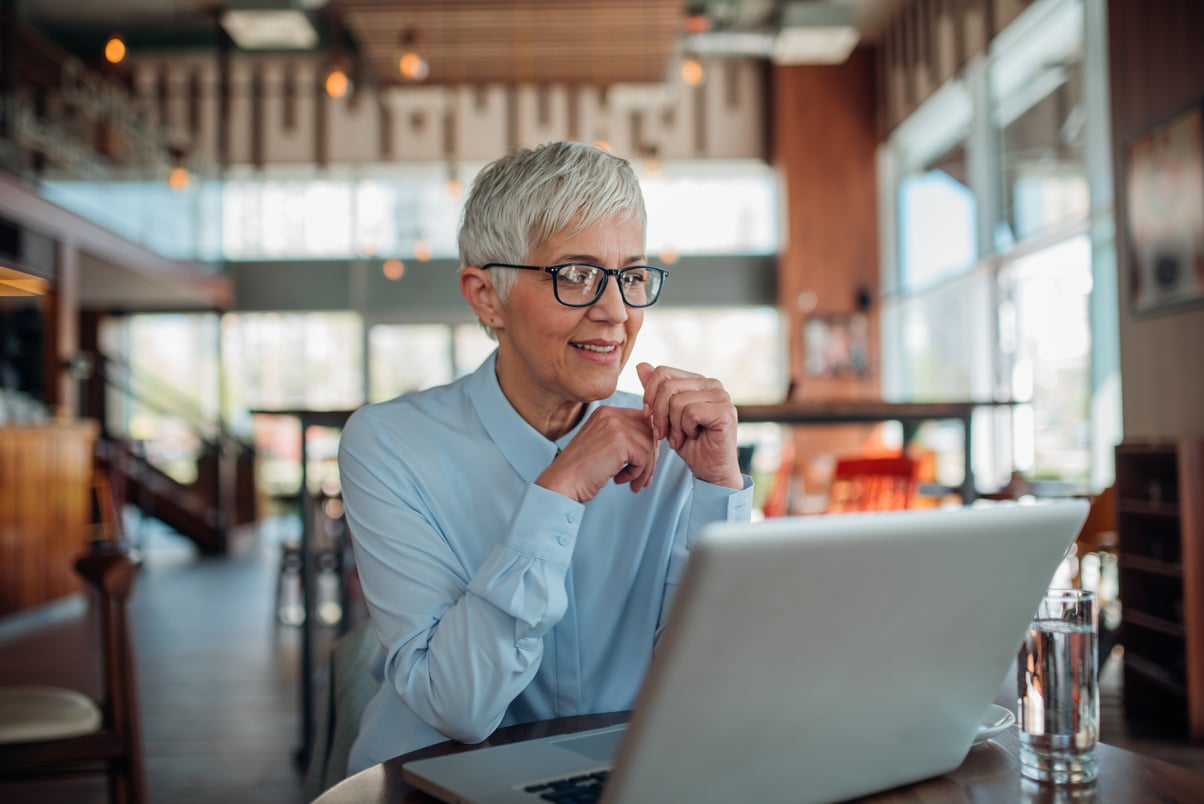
[991, 0, 1086, 245]
[221, 312, 364, 419]
[642, 161, 779, 257]
[453, 324, 499, 378]
[881, 269, 995, 401]
[897, 142, 978, 291]
[368, 324, 453, 402]
[997, 64, 1087, 244]
[999, 235, 1093, 486]
[619, 307, 785, 404]
[115, 313, 221, 483]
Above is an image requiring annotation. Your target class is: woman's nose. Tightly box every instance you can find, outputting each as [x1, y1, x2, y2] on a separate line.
[589, 275, 629, 320]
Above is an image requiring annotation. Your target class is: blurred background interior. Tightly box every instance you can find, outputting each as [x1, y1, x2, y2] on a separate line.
[1, 0, 1203, 801]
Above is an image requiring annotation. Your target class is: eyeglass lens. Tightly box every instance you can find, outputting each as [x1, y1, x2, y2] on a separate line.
[555, 265, 662, 307]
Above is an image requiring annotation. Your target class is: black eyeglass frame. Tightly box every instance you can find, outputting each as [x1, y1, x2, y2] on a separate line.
[481, 262, 668, 308]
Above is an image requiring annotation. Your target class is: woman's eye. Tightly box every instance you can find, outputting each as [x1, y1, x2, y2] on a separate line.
[560, 266, 593, 285]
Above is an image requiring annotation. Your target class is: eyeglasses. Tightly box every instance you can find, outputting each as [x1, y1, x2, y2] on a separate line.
[481, 262, 667, 308]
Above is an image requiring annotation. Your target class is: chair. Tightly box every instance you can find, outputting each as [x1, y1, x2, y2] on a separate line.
[0, 550, 146, 803]
[304, 620, 382, 798]
[1071, 485, 1120, 657]
[827, 455, 918, 513]
[1074, 484, 1117, 572]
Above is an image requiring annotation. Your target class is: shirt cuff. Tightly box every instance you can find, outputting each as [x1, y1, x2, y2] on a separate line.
[685, 475, 754, 548]
[502, 483, 586, 566]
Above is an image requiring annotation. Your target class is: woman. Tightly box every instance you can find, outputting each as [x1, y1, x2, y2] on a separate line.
[338, 141, 753, 772]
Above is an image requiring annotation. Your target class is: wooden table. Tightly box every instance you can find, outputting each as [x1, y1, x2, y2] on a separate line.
[736, 401, 1016, 502]
[314, 711, 1204, 803]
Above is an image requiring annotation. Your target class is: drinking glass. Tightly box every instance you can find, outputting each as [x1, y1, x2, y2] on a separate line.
[1017, 588, 1099, 784]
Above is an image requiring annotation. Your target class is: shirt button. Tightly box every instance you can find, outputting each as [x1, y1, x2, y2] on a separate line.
[566, 512, 578, 524]
[556, 535, 569, 547]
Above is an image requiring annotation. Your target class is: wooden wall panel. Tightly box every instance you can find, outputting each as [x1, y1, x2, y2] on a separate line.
[0, 423, 97, 616]
[772, 50, 881, 400]
[1108, 0, 1204, 439]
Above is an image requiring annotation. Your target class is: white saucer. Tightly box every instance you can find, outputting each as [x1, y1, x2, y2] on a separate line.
[972, 704, 1015, 745]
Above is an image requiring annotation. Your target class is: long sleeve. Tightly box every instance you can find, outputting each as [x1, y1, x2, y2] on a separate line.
[340, 353, 754, 771]
[340, 417, 585, 744]
[659, 474, 755, 631]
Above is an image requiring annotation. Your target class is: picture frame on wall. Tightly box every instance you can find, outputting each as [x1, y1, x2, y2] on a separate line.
[802, 313, 870, 378]
[1123, 98, 1204, 315]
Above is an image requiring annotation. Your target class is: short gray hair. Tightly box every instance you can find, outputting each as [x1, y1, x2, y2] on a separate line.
[458, 142, 647, 337]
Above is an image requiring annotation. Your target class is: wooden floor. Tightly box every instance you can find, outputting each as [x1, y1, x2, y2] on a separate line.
[1, 515, 1203, 803]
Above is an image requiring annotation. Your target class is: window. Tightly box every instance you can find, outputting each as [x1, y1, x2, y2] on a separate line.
[368, 324, 453, 402]
[992, 0, 1088, 244]
[105, 313, 221, 483]
[882, 0, 1112, 493]
[897, 144, 978, 291]
[999, 236, 1093, 484]
[221, 312, 364, 422]
[618, 307, 785, 403]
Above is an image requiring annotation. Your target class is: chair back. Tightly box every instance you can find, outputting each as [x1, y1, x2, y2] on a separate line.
[77, 551, 144, 780]
[1075, 484, 1117, 555]
[828, 455, 918, 513]
[305, 620, 382, 798]
[0, 549, 146, 803]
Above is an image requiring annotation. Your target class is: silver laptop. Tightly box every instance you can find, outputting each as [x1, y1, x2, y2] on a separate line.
[403, 500, 1089, 804]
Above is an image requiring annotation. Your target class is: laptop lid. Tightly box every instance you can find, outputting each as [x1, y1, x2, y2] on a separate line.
[404, 500, 1089, 804]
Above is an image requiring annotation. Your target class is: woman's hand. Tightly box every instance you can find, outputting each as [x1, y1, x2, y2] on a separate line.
[536, 406, 658, 502]
[637, 362, 743, 489]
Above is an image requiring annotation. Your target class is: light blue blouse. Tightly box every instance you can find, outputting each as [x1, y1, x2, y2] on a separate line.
[339, 351, 753, 772]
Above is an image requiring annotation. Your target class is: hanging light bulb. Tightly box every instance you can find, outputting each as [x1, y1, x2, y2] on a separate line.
[324, 66, 351, 99]
[643, 145, 662, 178]
[413, 238, 433, 262]
[168, 165, 190, 191]
[681, 55, 704, 87]
[399, 51, 428, 81]
[398, 30, 428, 82]
[682, 9, 711, 35]
[104, 34, 127, 64]
[382, 258, 405, 280]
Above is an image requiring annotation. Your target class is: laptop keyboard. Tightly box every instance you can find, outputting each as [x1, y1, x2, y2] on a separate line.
[522, 770, 610, 801]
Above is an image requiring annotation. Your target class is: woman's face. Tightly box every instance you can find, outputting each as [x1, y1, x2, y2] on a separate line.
[492, 215, 646, 429]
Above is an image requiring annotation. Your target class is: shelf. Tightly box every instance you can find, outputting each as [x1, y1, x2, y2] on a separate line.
[1116, 500, 1182, 517]
[1124, 653, 1188, 698]
[1123, 609, 1186, 638]
[1115, 437, 1204, 740]
[1118, 555, 1183, 578]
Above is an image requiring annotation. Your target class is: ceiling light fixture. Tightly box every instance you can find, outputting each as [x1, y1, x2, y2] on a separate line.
[324, 66, 351, 99]
[772, 2, 860, 65]
[413, 238, 433, 262]
[681, 54, 705, 86]
[382, 258, 405, 280]
[398, 30, 429, 82]
[682, 7, 711, 36]
[168, 165, 190, 192]
[219, 10, 319, 50]
[0, 265, 49, 296]
[104, 34, 127, 64]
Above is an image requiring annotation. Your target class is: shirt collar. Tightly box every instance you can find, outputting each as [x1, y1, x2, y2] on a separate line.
[467, 350, 602, 483]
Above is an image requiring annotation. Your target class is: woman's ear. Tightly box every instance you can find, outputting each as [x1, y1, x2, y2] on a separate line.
[460, 267, 504, 329]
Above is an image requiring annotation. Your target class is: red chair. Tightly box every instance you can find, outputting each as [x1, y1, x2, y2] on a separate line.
[827, 455, 918, 513]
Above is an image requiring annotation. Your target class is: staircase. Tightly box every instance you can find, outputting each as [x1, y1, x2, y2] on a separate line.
[100, 438, 257, 555]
